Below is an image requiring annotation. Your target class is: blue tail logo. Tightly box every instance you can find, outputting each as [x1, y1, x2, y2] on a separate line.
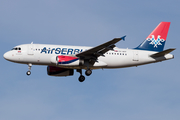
[147, 35, 165, 48]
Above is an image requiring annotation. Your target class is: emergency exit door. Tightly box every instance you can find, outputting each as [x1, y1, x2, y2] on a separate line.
[133, 51, 139, 61]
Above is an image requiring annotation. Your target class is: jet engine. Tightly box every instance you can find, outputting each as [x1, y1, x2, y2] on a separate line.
[47, 66, 74, 76]
[50, 55, 79, 66]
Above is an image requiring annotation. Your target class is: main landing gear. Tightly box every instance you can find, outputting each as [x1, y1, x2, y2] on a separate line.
[85, 69, 92, 76]
[77, 69, 92, 82]
[26, 63, 32, 76]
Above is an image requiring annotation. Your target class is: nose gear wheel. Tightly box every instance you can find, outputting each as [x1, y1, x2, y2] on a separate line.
[26, 71, 31, 75]
[26, 63, 32, 76]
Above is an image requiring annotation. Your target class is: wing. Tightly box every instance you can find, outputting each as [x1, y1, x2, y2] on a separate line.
[76, 36, 126, 60]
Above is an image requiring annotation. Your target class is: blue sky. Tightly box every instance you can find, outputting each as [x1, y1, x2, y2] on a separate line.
[0, 0, 180, 120]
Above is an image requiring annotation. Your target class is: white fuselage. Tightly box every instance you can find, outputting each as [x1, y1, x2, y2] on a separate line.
[3, 44, 174, 70]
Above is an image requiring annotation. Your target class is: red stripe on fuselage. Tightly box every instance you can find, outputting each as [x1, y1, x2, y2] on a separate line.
[57, 55, 78, 64]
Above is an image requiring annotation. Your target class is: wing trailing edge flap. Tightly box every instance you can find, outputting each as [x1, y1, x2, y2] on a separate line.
[150, 48, 176, 58]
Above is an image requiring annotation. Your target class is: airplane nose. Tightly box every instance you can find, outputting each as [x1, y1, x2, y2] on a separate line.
[3, 52, 10, 60]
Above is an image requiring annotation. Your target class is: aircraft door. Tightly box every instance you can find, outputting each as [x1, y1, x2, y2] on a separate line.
[133, 51, 139, 61]
[27, 44, 34, 55]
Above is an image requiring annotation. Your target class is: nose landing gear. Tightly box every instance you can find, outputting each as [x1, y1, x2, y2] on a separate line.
[26, 63, 32, 76]
[26, 71, 31, 75]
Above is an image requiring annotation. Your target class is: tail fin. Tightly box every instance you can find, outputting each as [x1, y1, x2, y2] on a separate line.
[135, 22, 171, 52]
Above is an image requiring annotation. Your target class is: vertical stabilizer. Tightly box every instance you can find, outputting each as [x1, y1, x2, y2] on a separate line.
[136, 22, 170, 52]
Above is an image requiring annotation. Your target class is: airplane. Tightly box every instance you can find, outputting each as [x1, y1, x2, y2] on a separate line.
[3, 22, 175, 82]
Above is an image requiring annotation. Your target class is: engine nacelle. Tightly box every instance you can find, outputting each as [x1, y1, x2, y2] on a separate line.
[47, 66, 74, 76]
[50, 55, 79, 66]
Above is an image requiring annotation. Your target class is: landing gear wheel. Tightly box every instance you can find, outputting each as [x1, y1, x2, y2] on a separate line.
[26, 71, 31, 76]
[85, 69, 92, 76]
[79, 75, 85, 82]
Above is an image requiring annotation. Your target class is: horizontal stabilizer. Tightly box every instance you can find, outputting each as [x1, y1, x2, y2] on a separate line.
[150, 48, 175, 58]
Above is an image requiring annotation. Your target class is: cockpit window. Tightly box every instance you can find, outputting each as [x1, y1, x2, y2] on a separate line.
[11, 47, 21, 50]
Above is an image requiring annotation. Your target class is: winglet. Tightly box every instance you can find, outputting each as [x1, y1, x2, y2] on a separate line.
[121, 35, 126, 41]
